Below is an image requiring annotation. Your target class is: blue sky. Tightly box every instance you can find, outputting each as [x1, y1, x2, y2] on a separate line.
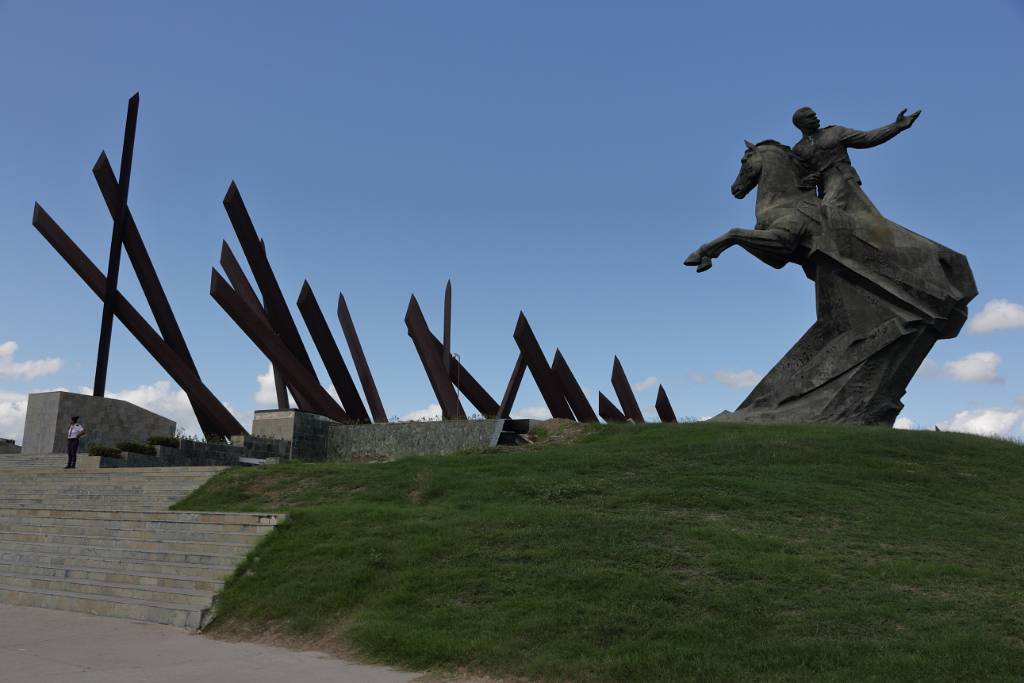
[2, 1, 1023, 441]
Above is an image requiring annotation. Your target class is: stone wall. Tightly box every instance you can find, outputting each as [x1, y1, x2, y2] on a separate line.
[22, 392, 176, 455]
[252, 409, 506, 461]
[327, 419, 506, 461]
[100, 435, 289, 468]
[0, 438, 20, 454]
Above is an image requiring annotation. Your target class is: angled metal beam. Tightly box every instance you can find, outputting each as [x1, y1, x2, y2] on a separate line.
[210, 270, 351, 423]
[512, 313, 574, 420]
[443, 280, 452, 374]
[219, 242, 290, 409]
[32, 203, 244, 437]
[598, 392, 627, 423]
[498, 353, 526, 419]
[337, 292, 388, 423]
[94, 93, 139, 397]
[222, 182, 317, 377]
[297, 281, 370, 423]
[655, 385, 678, 423]
[426, 333, 499, 418]
[611, 356, 645, 423]
[92, 150, 220, 436]
[405, 295, 465, 420]
[551, 349, 599, 423]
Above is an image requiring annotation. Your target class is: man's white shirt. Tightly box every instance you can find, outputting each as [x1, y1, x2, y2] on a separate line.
[68, 424, 84, 439]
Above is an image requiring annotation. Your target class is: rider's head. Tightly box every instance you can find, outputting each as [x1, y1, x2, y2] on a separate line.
[792, 107, 820, 134]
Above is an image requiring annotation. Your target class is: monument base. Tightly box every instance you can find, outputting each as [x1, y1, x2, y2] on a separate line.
[252, 409, 510, 461]
[21, 391, 176, 454]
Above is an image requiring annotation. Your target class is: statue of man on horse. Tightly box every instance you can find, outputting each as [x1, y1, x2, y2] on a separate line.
[683, 107, 976, 426]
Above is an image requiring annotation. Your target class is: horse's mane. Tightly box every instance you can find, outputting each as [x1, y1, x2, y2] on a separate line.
[755, 139, 791, 151]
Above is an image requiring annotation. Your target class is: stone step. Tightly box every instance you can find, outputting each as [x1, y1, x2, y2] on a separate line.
[0, 539, 244, 567]
[0, 518, 271, 544]
[0, 548, 232, 581]
[0, 506, 281, 527]
[0, 529, 254, 557]
[0, 584, 208, 629]
[0, 571, 214, 607]
[0, 514, 276, 539]
[0, 560, 225, 592]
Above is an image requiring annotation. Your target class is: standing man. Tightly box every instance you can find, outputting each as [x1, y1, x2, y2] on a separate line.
[66, 416, 85, 469]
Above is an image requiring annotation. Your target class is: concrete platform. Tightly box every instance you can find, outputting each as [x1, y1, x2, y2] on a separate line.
[0, 603, 419, 683]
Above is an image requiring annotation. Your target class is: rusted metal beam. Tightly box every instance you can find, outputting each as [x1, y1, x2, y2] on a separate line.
[218, 242, 290, 410]
[598, 392, 627, 423]
[443, 280, 452, 374]
[94, 93, 139, 397]
[32, 203, 244, 437]
[337, 292, 388, 423]
[222, 182, 318, 377]
[611, 356, 645, 423]
[512, 313, 574, 420]
[405, 295, 465, 420]
[498, 353, 526, 419]
[551, 349, 599, 423]
[426, 333, 499, 418]
[297, 281, 370, 423]
[655, 385, 678, 423]
[210, 269, 351, 423]
[92, 150, 220, 436]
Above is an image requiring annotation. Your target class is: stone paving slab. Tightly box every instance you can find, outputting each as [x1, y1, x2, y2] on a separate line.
[0, 603, 420, 683]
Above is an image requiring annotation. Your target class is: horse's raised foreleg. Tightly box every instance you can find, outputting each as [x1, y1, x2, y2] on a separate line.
[684, 228, 751, 272]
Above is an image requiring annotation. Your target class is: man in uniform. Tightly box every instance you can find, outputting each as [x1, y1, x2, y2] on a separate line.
[65, 416, 85, 469]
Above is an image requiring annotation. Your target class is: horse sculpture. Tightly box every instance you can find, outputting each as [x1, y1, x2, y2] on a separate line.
[685, 140, 976, 426]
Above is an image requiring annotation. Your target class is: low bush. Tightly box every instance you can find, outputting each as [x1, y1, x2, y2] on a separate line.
[88, 445, 122, 458]
[147, 435, 180, 448]
[115, 441, 156, 455]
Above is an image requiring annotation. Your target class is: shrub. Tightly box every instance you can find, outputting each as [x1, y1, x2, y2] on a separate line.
[115, 441, 156, 455]
[89, 445, 123, 458]
[147, 435, 180, 448]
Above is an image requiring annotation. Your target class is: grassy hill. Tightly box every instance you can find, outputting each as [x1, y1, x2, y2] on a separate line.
[175, 422, 1024, 682]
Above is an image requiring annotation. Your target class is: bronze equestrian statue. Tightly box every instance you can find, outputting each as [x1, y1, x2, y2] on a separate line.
[685, 108, 976, 426]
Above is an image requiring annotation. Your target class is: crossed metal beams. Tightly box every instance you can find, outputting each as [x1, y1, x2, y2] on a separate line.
[211, 184, 389, 425]
[32, 94, 241, 439]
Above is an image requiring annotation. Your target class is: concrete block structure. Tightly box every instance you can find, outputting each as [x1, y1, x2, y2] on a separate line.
[22, 392, 175, 454]
[0, 439, 20, 455]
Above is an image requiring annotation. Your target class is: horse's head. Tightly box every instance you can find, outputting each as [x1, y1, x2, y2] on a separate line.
[731, 140, 761, 199]
[731, 139, 795, 200]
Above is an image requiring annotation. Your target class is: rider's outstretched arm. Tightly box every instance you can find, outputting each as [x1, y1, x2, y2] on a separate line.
[836, 121, 905, 149]
[838, 109, 919, 149]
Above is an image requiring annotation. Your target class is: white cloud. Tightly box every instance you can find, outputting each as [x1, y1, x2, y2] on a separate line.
[254, 363, 295, 408]
[688, 373, 707, 384]
[511, 405, 551, 420]
[943, 352, 1002, 383]
[400, 403, 442, 422]
[632, 376, 658, 392]
[0, 391, 29, 442]
[893, 416, 915, 430]
[938, 408, 1024, 437]
[713, 369, 763, 389]
[969, 299, 1024, 334]
[0, 341, 63, 381]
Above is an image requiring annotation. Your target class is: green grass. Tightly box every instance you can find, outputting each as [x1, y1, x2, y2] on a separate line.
[175, 423, 1024, 682]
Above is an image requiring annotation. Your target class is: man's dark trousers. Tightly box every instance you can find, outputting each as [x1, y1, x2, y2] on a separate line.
[66, 438, 79, 468]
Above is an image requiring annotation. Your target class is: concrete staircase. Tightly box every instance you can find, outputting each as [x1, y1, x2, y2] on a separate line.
[0, 453, 282, 630]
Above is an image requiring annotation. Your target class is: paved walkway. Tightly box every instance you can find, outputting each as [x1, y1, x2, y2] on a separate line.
[0, 604, 419, 683]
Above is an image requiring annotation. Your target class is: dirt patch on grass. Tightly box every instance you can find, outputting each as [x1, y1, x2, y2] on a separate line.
[527, 418, 593, 446]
